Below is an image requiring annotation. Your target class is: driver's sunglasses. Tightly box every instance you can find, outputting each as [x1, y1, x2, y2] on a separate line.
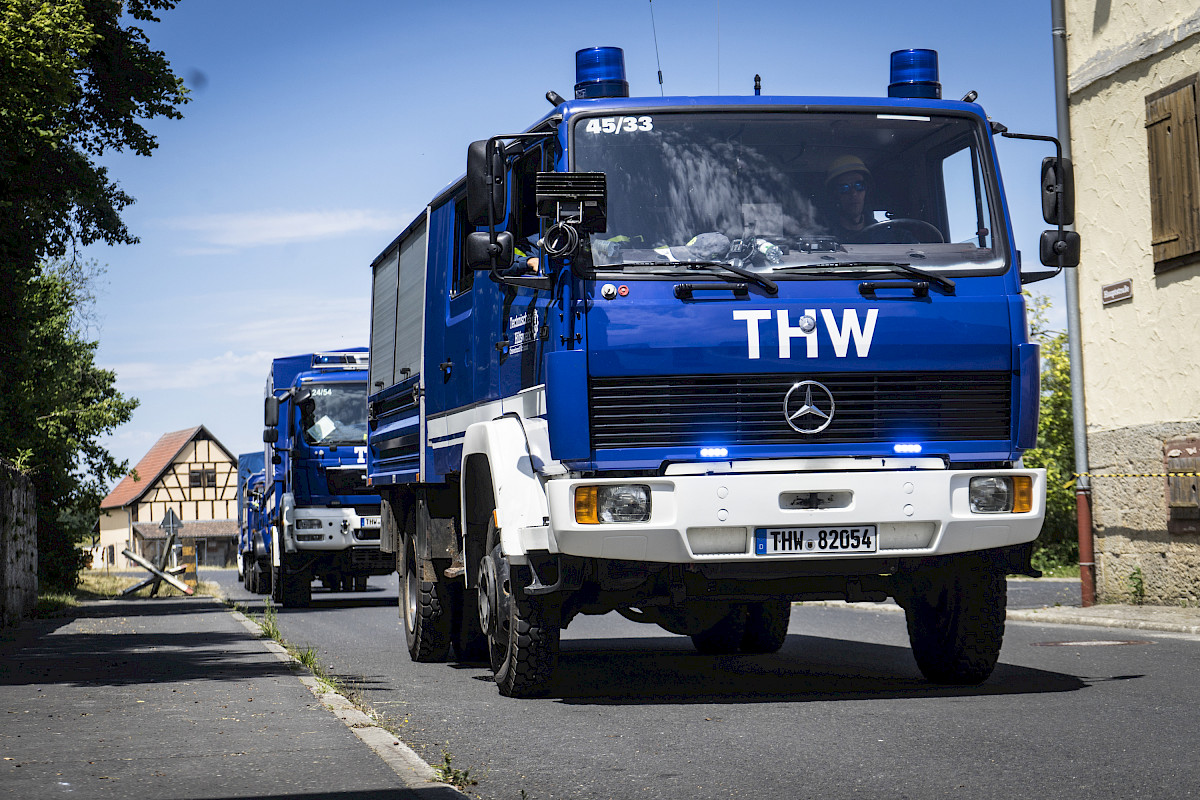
[836, 180, 867, 195]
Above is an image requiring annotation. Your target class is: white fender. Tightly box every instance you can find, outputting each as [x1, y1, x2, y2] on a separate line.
[461, 416, 560, 559]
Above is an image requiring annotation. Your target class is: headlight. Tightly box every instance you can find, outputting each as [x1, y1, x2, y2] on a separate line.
[295, 518, 323, 529]
[574, 484, 652, 523]
[969, 476, 1033, 514]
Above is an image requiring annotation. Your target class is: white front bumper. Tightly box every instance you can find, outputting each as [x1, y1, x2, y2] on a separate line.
[537, 466, 1045, 564]
[290, 507, 382, 551]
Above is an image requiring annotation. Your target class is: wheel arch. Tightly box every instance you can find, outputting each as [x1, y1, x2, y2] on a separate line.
[460, 416, 551, 586]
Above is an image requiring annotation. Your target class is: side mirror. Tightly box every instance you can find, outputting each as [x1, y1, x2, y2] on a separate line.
[1041, 157, 1075, 226]
[263, 428, 278, 444]
[466, 230, 514, 270]
[467, 140, 506, 226]
[264, 396, 279, 427]
[1040, 229, 1081, 268]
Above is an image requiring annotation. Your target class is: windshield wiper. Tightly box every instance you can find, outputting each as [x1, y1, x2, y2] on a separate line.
[619, 260, 778, 295]
[774, 260, 955, 294]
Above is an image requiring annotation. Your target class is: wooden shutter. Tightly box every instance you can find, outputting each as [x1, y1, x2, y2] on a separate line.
[1146, 76, 1200, 268]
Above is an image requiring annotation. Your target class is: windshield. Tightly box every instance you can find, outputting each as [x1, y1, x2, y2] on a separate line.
[298, 383, 368, 446]
[572, 111, 1003, 275]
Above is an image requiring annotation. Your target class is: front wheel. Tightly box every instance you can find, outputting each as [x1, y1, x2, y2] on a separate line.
[904, 559, 1006, 685]
[479, 520, 559, 697]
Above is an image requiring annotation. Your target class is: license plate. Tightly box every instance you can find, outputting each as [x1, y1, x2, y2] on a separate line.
[754, 526, 878, 555]
[359, 516, 381, 529]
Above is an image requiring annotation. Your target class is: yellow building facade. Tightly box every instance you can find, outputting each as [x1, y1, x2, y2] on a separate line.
[1067, 0, 1200, 603]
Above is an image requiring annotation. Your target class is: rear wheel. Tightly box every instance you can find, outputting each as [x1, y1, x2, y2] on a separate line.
[401, 529, 452, 662]
[904, 559, 1006, 685]
[690, 604, 747, 654]
[740, 600, 791, 653]
[354, 575, 369, 593]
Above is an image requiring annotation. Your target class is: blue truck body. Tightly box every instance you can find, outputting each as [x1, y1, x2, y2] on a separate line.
[366, 48, 1071, 695]
[260, 349, 391, 606]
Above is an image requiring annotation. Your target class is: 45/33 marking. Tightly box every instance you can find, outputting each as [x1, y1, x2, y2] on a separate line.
[583, 116, 654, 134]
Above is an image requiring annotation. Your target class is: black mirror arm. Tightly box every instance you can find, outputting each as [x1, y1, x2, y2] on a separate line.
[1001, 130, 1074, 271]
[1001, 132, 1065, 242]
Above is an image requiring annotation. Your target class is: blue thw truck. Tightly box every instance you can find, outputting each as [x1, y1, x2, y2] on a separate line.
[262, 350, 391, 606]
[366, 48, 1078, 696]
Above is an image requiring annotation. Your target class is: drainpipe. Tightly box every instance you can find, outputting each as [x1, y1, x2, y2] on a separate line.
[1051, 0, 1095, 606]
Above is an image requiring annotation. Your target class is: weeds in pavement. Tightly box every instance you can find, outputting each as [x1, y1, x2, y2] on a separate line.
[260, 601, 282, 641]
[1127, 566, 1146, 605]
[432, 749, 478, 791]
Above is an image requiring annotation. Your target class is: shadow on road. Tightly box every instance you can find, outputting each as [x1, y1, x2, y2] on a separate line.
[0, 599, 295, 689]
[525, 633, 1092, 705]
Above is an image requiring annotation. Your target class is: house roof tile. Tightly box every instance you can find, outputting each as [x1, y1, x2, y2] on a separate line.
[100, 426, 234, 510]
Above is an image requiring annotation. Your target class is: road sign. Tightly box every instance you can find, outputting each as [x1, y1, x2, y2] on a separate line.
[159, 508, 184, 537]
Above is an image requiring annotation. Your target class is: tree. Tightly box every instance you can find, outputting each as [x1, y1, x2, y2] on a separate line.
[14, 261, 139, 589]
[1, 1, 186, 588]
[1023, 292, 1077, 572]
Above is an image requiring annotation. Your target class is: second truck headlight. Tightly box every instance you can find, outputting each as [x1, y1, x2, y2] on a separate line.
[575, 484, 652, 524]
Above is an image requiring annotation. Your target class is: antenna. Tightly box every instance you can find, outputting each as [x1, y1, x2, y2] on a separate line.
[649, 0, 664, 96]
[717, 0, 721, 95]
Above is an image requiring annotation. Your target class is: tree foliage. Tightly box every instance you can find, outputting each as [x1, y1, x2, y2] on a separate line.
[13, 261, 139, 589]
[1, 1, 186, 589]
[1022, 292, 1077, 571]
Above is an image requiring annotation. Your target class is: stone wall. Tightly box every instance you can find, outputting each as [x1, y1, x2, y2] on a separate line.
[1090, 421, 1200, 605]
[1, 461, 37, 626]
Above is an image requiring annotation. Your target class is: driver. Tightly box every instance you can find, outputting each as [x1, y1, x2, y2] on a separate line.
[823, 155, 876, 243]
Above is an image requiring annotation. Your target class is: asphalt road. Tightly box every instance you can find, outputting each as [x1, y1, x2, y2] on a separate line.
[208, 568, 1200, 800]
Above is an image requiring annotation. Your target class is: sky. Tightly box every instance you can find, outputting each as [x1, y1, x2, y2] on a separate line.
[85, 0, 1069, 479]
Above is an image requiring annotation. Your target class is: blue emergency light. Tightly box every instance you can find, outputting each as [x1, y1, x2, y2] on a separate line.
[575, 46, 630, 99]
[888, 49, 941, 100]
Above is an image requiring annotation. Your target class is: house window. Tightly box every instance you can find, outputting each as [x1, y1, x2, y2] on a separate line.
[1146, 75, 1200, 272]
[189, 468, 218, 488]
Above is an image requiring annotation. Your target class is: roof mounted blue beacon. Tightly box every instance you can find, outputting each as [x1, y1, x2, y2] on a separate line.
[888, 49, 941, 100]
[575, 46, 629, 100]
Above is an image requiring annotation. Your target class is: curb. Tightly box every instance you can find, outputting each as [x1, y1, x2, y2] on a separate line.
[801, 600, 1200, 636]
[224, 603, 466, 797]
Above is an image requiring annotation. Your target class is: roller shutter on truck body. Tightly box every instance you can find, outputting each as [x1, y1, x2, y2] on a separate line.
[369, 211, 428, 391]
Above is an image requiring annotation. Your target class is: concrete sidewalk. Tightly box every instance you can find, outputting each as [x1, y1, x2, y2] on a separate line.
[0, 596, 462, 800]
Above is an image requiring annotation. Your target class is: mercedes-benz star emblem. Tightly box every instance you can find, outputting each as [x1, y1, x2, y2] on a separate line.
[783, 380, 835, 434]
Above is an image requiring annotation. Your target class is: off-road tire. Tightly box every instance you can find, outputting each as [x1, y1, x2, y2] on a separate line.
[491, 564, 560, 697]
[741, 600, 791, 653]
[484, 520, 559, 697]
[691, 605, 748, 654]
[401, 533, 452, 662]
[904, 559, 1006, 685]
[275, 558, 311, 608]
[354, 575, 368, 593]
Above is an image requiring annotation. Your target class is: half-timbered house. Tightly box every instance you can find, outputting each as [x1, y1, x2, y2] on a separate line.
[97, 426, 239, 568]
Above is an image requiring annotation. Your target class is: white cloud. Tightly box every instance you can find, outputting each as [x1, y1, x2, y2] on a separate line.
[109, 350, 275, 392]
[165, 209, 399, 249]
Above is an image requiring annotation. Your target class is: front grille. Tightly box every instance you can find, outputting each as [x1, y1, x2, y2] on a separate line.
[589, 372, 1011, 450]
[326, 469, 372, 496]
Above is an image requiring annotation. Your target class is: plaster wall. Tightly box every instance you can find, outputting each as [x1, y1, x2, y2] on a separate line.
[1066, 4, 1200, 431]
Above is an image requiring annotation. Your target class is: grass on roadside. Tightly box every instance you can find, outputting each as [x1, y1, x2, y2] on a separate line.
[33, 570, 220, 617]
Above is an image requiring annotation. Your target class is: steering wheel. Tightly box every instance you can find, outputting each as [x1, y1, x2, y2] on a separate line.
[858, 218, 945, 244]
